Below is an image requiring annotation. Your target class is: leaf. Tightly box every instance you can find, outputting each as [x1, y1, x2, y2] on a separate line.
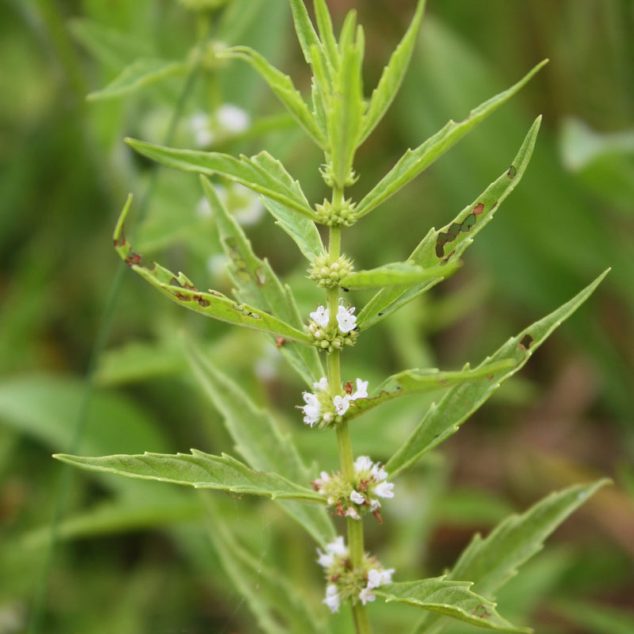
[377, 578, 529, 633]
[553, 599, 634, 634]
[288, 0, 321, 66]
[125, 140, 316, 218]
[186, 344, 336, 545]
[386, 270, 609, 477]
[355, 60, 548, 219]
[55, 451, 325, 503]
[87, 58, 187, 100]
[360, 0, 426, 143]
[341, 261, 459, 290]
[219, 46, 324, 146]
[358, 116, 542, 329]
[346, 359, 515, 422]
[313, 0, 339, 69]
[114, 196, 311, 344]
[261, 198, 325, 261]
[202, 178, 323, 384]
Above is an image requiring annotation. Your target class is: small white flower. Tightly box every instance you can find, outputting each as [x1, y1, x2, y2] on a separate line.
[370, 499, 381, 512]
[326, 536, 348, 557]
[190, 112, 215, 147]
[302, 392, 321, 427]
[216, 104, 250, 135]
[351, 378, 368, 400]
[317, 552, 334, 569]
[371, 463, 388, 482]
[374, 481, 395, 499]
[345, 507, 360, 519]
[358, 587, 376, 605]
[333, 394, 351, 416]
[323, 584, 340, 613]
[354, 456, 373, 473]
[310, 305, 330, 328]
[313, 377, 329, 392]
[367, 567, 395, 589]
[350, 490, 365, 505]
[336, 304, 357, 333]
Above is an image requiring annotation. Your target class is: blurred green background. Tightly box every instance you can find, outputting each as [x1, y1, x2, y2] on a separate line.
[0, 0, 632, 632]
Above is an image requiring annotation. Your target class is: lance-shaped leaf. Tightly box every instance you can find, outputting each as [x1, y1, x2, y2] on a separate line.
[341, 261, 459, 290]
[186, 343, 336, 545]
[313, 0, 339, 69]
[288, 0, 321, 66]
[125, 140, 316, 218]
[358, 116, 541, 329]
[355, 60, 548, 219]
[346, 359, 514, 422]
[54, 451, 325, 503]
[202, 178, 323, 384]
[360, 0, 426, 143]
[376, 578, 530, 633]
[218, 47, 324, 146]
[415, 480, 609, 634]
[87, 58, 187, 100]
[114, 197, 311, 344]
[387, 270, 609, 477]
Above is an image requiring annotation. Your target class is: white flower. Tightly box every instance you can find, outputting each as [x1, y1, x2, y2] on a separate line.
[350, 490, 365, 505]
[310, 305, 330, 328]
[371, 463, 388, 482]
[216, 104, 250, 135]
[190, 112, 214, 147]
[374, 481, 395, 499]
[370, 499, 381, 512]
[336, 304, 357, 333]
[313, 377, 329, 392]
[333, 394, 351, 416]
[345, 507, 360, 519]
[326, 536, 347, 557]
[302, 392, 321, 427]
[354, 456, 373, 473]
[323, 584, 340, 613]
[367, 567, 394, 589]
[351, 378, 368, 400]
[358, 587, 376, 605]
[216, 183, 264, 226]
[317, 552, 334, 569]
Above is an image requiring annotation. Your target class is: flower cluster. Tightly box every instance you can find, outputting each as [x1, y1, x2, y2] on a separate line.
[189, 104, 250, 148]
[313, 456, 394, 521]
[300, 378, 368, 428]
[307, 303, 358, 352]
[314, 198, 357, 227]
[308, 254, 354, 289]
[317, 537, 395, 613]
[197, 182, 264, 226]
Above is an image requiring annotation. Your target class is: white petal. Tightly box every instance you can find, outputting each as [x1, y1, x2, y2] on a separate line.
[350, 490, 365, 505]
[374, 481, 395, 499]
[371, 463, 388, 482]
[310, 305, 330, 328]
[358, 587, 375, 605]
[354, 456, 373, 473]
[326, 536, 347, 557]
[313, 377, 329, 392]
[333, 395, 350, 416]
[323, 585, 340, 613]
[351, 378, 368, 400]
[367, 568, 383, 589]
[317, 552, 334, 569]
[216, 104, 250, 134]
[336, 305, 357, 333]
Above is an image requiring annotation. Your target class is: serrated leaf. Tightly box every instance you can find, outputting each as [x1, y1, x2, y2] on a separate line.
[114, 197, 311, 344]
[341, 261, 459, 290]
[356, 60, 548, 219]
[360, 0, 426, 143]
[358, 116, 542, 329]
[219, 46, 324, 146]
[288, 0, 321, 66]
[261, 198, 324, 261]
[377, 578, 530, 633]
[87, 58, 187, 100]
[313, 0, 339, 69]
[186, 343, 336, 545]
[387, 270, 609, 476]
[346, 359, 514, 422]
[125, 140, 316, 218]
[55, 451, 325, 503]
[416, 480, 609, 634]
[202, 178, 323, 384]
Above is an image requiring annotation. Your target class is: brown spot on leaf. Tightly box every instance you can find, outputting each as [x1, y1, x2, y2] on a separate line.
[473, 202, 485, 216]
[125, 253, 142, 267]
[520, 334, 534, 350]
[275, 337, 286, 348]
[507, 165, 517, 178]
[113, 234, 127, 248]
[174, 292, 189, 302]
[195, 295, 210, 308]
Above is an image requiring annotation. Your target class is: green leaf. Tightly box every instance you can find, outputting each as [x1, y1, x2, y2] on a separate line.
[360, 0, 426, 143]
[186, 344, 336, 545]
[356, 60, 548, 219]
[288, 0, 321, 66]
[219, 46, 324, 146]
[342, 261, 459, 290]
[377, 578, 530, 633]
[386, 270, 609, 477]
[313, 0, 339, 69]
[87, 58, 187, 100]
[358, 116, 542, 330]
[347, 359, 515, 421]
[202, 178, 323, 384]
[114, 197, 311, 344]
[125, 140, 316, 218]
[553, 599, 634, 634]
[55, 451, 325, 503]
[261, 198, 325, 261]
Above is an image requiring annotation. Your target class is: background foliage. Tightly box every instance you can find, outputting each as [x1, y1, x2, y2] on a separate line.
[0, 0, 632, 632]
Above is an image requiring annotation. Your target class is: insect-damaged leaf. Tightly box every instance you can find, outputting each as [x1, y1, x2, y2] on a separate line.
[376, 577, 530, 633]
[341, 261, 459, 291]
[186, 344, 336, 546]
[202, 178, 323, 385]
[125, 140, 316, 218]
[355, 60, 548, 219]
[114, 197, 311, 344]
[87, 58, 187, 100]
[386, 270, 609, 477]
[415, 480, 609, 634]
[219, 46, 325, 146]
[360, 0, 426, 144]
[54, 451, 325, 503]
[358, 116, 542, 330]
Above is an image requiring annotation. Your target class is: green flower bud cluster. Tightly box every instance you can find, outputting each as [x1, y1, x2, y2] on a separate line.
[319, 163, 358, 189]
[308, 254, 354, 289]
[315, 198, 358, 227]
[308, 319, 358, 352]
